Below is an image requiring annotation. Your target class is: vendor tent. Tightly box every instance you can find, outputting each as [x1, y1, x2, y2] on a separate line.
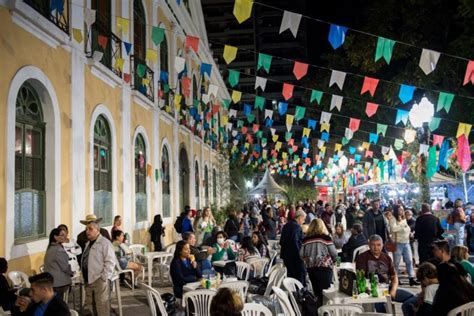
[248, 169, 286, 196]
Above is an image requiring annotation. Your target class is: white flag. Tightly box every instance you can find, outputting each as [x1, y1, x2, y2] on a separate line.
[92, 51, 103, 62]
[201, 93, 210, 104]
[303, 148, 310, 154]
[270, 128, 276, 136]
[381, 146, 390, 155]
[320, 111, 332, 123]
[226, 123, 233, 131]
[329, 70, 346, 90]
[229, 109, 237, 118]
[84, 8, 96, 28]
[231, 130, 238, 137]
[279, 10, 302, 38]
[208, 84, 218, 97]
[345, 128, 353, 140]
[318, 140, 325, 149]
[404, 129, 416, 144]
[419, 144, 429, 156]
[264, 109, 273, 119]
[330, 95, 343, 111]
[174, 56, 186, 73]
[419, 49, 440, 75]
[255, 76, 267, 91]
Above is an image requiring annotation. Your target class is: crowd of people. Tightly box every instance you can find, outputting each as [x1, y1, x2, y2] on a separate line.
[1, 195, 473, 315]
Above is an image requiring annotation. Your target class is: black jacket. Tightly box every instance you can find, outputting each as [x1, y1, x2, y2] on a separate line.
[224, 215, 240, 238]
[170, 257, 202, 298]
[362, 209, 387, 241]
[341, 233, 368, 262]
[279, 220, 303, 262]
[12, 294, 70, 316]
[414, 213, 444, 243]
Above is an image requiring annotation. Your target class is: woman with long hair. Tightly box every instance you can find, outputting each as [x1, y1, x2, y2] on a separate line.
[300, 218, 337, 308]
[251, 231, 269, 258]
[451, 245, 474, 282]
[43, 228, 72, 300]
[389, 204, 419, 286]
[169, 240, 202, 299]
[57, 224, 81, 278]
[239, 236, 261, 262]
[195, 207, 216, 245]
[112, 230, 142, 286]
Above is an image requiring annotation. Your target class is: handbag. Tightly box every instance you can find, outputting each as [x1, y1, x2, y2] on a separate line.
[293, 288, 318, 316]
[385, 233, 397, 252]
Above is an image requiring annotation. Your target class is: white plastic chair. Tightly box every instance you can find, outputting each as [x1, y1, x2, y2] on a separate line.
[352, 245, 369, 262]
[69, 310, 78, 316]
[265, 262, 284, 279]
[0, 306, 11, 315]
[318, 304, 364, 316]
[110, 274, 123, 316]
[266, 250, 278, 273]
[8, 271, 30, 288]
[114, 257, 135, 292]
[263, 265, 286, 297]
[218, 280, 249, 301]
[140, 283, 168, 316]
[242, 303, 272, 316]
[282, 277, 304, 316]
[129, 244, 147, 281]
[182, 289, 216, 316]
[235, 261, 251, 281]
[447, 302, 474, 316]
[249, 258, 269, 278]
[272, 286, 296, 316]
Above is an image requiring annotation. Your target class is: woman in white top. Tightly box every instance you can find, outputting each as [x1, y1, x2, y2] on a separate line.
[58, 224, 82, 278]
[194, 207, 216, 245]
[389, 205, 418, 286]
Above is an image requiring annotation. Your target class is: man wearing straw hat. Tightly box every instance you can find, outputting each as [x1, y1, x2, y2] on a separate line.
[80, 214, 116, 316]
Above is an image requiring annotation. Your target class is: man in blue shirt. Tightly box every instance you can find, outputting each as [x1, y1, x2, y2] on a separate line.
[12, 272, 70, 316]
[181, 206, 194, 236]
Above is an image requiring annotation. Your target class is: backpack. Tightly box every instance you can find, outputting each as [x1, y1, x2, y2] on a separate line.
[174, 213, 184, 233]
[293, 288, 318, 316]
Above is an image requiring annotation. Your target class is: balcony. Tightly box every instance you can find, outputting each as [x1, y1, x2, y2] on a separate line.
[24, 0, 69, 34]
[131, 55, 155, 103]
[85, 23, 123, 78]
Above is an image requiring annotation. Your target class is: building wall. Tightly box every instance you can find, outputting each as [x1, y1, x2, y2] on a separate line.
[0, 0, 230, 272]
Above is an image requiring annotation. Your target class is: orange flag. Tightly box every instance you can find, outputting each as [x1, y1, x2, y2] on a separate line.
[185, 35, 199, 53]
[463, 60, 474, 86]
[361, 76, 379, 96]
[349, 118, 360, 132]
[282, 83, 294, 101]
[293, 61, 308, 80]
[366, 102, 379, 117]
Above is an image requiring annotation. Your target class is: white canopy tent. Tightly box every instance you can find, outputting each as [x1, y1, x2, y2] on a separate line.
[247, 169, 286, 196]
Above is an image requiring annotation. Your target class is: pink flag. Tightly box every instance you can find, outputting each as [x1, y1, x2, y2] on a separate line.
[361, 76, 379, 96]
[252, 124, 259, 133]
[185, 35, 200, 53]
[463, 60, 474, 86]
[288, 139, 294, 146]
[241, 126, 248, 134]
[366, 102, 379, 117]
[282, 83, 294, 100]
[365, 150, 373, 158]
[432, 134, 444, 147]
[349, 118, 360, 132]
[293, 61, 309, 80]
[349, 158, 355, 166]
[457, 134, 472, 172]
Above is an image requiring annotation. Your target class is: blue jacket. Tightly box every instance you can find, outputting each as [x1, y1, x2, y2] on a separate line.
[279, 220, 303, 261]
[170, 257, 201, 298]
[182, 217, 193, 234]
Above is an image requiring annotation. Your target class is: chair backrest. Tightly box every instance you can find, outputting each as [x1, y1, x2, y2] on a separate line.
[69, 310, 79, 316]
[357, 313, 392, 316]
[282, 277, 304, 316]
[242, 303, 272, 316]
[318, 304, 364, 316]
[352, 245, 370, 262]
[165, 243, 176, 254]
[8, 271, 30, 287]
[129, 244, 146, 261]
[235, 261, 251, 281]
[265, 262, 284, 279]
[218, 280, 249, 300]
[264, 266, 286, 297]
[447, 302, 474, 316]
[182, 289, 216, 316]
[266, 250, 278, 273]
[140, 283, 168, 316]
[272, 286, 295, 316]
[249, 258, 269, 278]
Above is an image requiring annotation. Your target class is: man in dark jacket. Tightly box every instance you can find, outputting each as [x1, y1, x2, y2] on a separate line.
[415, 203, 444, 263]
[224, 210, 241, 241]
[362, 199, 388, 242]
[280, 209, 306, 285]
[12, 272, 70, 316]
[341, 223, 368, 262]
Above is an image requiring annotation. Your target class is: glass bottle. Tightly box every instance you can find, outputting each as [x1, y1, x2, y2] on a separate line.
[352, 280, 358, 299]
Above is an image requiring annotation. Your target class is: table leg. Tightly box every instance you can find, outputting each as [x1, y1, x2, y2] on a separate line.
[79, 283, 84, 316]
[148, 260, 152, 286]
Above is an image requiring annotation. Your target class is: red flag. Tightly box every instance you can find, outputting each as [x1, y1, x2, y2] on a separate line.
[212, 104, 220, 114]
[123, 73, 131, 83]
[432, 134, 444, 147]
[241, 126, 248, 134]
[463, 60, 474, 86]
[282, 83, 294, 100]
[366, 102, 379, 117]
[293, 61, 308, 80]
[181, 76, 191, 97]
[349, 118, 360, 132]
[361, 76, 379, 96]
[292, 145, 298, 152]
[98, 35, 108, 49]
[288, 139, 294, 146]
[365, 150, 373, 158]
[457, 134, 472, 172]
[252, 124, 259, 133]
[185, 35, 200, 53]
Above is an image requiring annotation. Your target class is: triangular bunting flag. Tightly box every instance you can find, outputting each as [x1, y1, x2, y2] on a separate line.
[330, 95, 343, 111]
[436, 92, 454, 113]
[395, 109, 409, 125]
[366, 102, 378, 117]
[185, 35, 199, 53]
[257, 53, 272, 73]
[376, 123, 387, 136]
[223, 45, 238, 64]
[419, 49, 440, 75]
[233, 0, 253, 24]
[293, 61, 308, 80]
[349, 118, 360, 132]
[456, 123, 472, 138]
[320, 111, 331, 123]
[228, 69, 240, 88]
[255, 76, 267, 91]
[231, 90, 242, 103]
[345, 128, 354, 140]
[398, 84, 416, 104]
[329, 70, 346, 90]
[328, 24, 348, 49]
[295, 106, 306, 121]
[310, 90, 323, 104]
[404, 129, 416, 144]
[375, 37, 396, 64]
[282, 83, 294, 100]
[429, 117, 441, 131]
[152, 26, 165, 45]
[279, 10, 302, 38]
[361, 76, 379, 96]
[463, 60, 474, 86]
[278, 102, 288, 116]
[254, 96, 265, 110]
[457, 135, 472, 172]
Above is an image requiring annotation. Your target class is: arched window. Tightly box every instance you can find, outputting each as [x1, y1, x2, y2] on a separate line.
[204, 165, 209, 206]
[194, 161, 200, 209]
[93, 115, 112, 225]
[133, 0, 146, 60]
[161, 146, 171, 217]
[14, 82, 46, 243]
[213, 168, 217, 204]
[135, 134, 147, 222]
[179, 148, 190, 211]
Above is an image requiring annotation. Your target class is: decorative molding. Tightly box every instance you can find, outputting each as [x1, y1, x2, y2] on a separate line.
[132, 90, 155, 110]
[88, 60, 122, 88]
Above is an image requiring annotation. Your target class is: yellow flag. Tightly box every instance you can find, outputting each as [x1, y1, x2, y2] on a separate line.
[174, 94, 182, 109]
[362, 142, 370, 150]
[282, 152, 288, 160]
[320, 122, 330, 132]
[262, 151, 267, 159]
[320, 146, 326, 153]
[335, 143, 342, 152]
[223, 45, 238, 64]
[456, 123, 472, 138]
[302, 127, 311, 137]
[231, 90, 242, 103]
[114, 58, 124, 71]
[244, 143, 250, 149]
[146, 49, 158, 63]
[272, 134, 279, 142]
[233, 0, 253, 24]
[221, 115, 228, 126]
[142, 78, 150, 86]
[116, 17, 129, 34]
[286, 114, 294, 126]
[72, 28, 83, 43]
[275, 141, 282, 151]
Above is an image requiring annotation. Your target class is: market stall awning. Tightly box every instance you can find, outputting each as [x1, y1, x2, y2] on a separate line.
[248, 169, 286, 195]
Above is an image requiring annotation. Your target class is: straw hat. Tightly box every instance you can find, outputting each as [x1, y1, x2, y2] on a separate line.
[80, 214, 103, 225]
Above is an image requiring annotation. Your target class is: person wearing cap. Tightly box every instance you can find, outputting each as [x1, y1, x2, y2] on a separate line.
[80, 214, 116, 316]
[280, 209, 307, 285]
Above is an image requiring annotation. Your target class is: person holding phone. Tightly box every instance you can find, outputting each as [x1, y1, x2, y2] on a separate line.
[211, 231, 236, 262]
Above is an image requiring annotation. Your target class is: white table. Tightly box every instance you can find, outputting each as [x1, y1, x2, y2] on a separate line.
[212, 260, 234, 268]
[183, 277, 239, 292]
[139, 251, 173, 286]
[323, 286, 393, 314]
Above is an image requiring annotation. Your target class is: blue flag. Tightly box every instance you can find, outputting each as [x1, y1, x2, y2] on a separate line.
[200, 63, 212, 77]
[278, 102, 288, 116]
[399, 84, 416, 104]
[328, 24, 348, 49]
[307, 119, 317, 130]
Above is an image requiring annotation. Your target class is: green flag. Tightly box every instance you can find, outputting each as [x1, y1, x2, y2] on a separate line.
[426, 146, 437, 179]
[254, 96, 265, 110]
[288, 148, 294, 155]
[221, 99, 231, 109]
[163, 83, 169, 93]
[256, 131, 263, 139]
[436, 92, 454, 113]
[375, 37, 396, 64]
[228, 69, 240, 88]
[394, 138, 404, 150]
[310, 90, 323, 104]
[341, 137, 349, 146]
[295, 106, 306, 121]
[247, 114, 255, 123]
[378, 161, 385, 181]
[151, 26, 165, 45]
[373, 158, 380, 166]
[237, 120, 243, 128]
[285, 132, 292, 142]
[377, 123, 388, 137]
[262, 137, 267, 146]
[429, 117, 441, 131]
[257, 53, 272, 73]
[137, 64, 146, 78]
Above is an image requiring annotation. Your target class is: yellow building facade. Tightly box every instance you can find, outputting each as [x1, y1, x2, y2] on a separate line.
[0, 0, 230, 274]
